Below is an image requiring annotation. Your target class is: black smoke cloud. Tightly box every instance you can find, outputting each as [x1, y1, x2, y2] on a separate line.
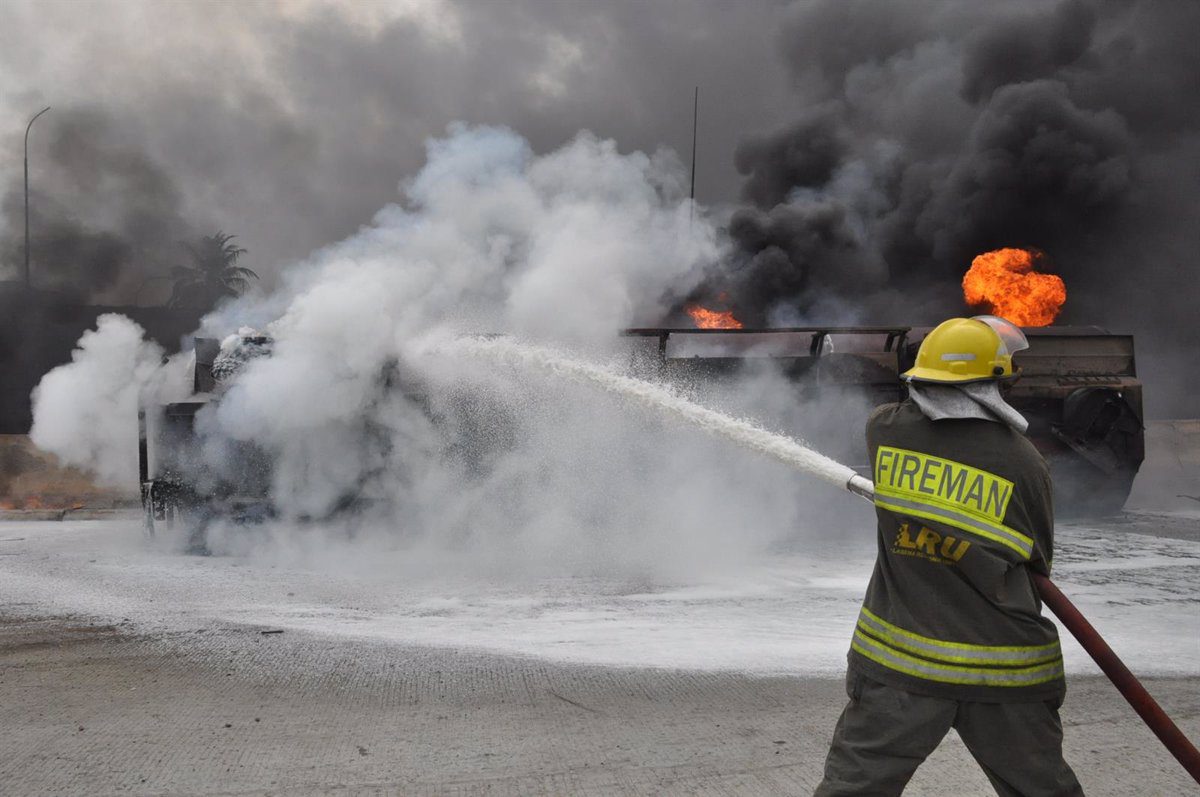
[735, 114, 846, 210]
[959, 0, 1097, 104]
[919, 80, 1131, 263]
[702, 0, 1200, 415]
[0, 107, 196, 300]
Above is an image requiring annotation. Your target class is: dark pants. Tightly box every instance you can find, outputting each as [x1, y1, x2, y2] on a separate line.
[815, 671, 1084, 797]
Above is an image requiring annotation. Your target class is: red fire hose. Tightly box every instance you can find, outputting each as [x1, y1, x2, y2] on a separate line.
[1032, 573, 1200, 785]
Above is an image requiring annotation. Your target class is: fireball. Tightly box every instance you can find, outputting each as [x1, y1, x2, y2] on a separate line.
[962, 248, 1066, 327]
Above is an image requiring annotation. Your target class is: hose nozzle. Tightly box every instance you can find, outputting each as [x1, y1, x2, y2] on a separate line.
[846, 474, 875, 502]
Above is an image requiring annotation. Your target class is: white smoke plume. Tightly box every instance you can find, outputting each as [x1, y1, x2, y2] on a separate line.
[30, 124, 870, 577]
[205, 124, 712, 340]
[29, 313, 188, 485]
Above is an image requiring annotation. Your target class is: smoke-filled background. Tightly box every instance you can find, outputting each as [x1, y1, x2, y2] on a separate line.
[0, 0, 791, 301]
[710, 0, 1200, 416]
[4, 0, 1197, 413]
[6, 0, 1200, 573]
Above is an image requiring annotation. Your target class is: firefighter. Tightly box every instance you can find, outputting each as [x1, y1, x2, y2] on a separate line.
[814, 316, 1084, 797]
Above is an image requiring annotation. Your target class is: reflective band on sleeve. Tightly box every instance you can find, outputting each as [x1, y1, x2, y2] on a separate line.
[873, 445, 1034, 560]
[857, 607, 1061, 667]
[852, 631, 1064, 688]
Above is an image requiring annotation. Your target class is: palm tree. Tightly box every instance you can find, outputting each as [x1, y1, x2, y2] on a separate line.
[168, 231, 258, 308]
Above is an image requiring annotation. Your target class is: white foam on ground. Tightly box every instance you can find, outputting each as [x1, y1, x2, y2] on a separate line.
[1, 519, 1197, 677]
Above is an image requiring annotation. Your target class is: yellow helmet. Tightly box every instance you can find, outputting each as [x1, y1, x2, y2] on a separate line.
[903, 315, 1029, 383]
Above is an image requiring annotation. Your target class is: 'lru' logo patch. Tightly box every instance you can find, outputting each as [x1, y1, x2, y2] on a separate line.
[894, 522, 971, 564]
[874, 446, 1014, 522]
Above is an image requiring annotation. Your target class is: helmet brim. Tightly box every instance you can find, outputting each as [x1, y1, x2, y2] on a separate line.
[902, 366, 1000, 384]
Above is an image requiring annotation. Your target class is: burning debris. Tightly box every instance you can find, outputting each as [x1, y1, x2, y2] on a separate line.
[962, 248, 1067, 327]
[685, 304, 743, 330]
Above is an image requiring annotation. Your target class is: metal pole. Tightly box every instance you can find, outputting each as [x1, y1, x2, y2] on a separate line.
[689, 87, 698, 225]
[24, 106, 51, 289]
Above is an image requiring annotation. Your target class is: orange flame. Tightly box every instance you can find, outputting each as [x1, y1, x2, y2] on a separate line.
[686, 304, 743, 329]
[962, 248, 1066, 327]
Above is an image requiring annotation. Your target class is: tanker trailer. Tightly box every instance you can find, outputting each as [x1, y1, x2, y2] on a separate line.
[621, 325, 1144, 515]
[990, 325, 1143, 515]
[142, 324, 1143, 542]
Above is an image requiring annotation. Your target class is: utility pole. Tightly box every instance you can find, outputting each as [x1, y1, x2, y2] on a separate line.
[24, 106, 51, 290]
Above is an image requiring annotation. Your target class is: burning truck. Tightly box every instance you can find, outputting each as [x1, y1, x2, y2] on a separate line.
[645, 248, 1143, 513]
[138, 329, 505, 541]
[139, 331, 276, 538]
[138, 249, 1143, 536]
[621, 323, 1143, 515]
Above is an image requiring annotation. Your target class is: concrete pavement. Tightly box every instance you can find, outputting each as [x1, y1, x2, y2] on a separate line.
[1, 613, 1197, 796]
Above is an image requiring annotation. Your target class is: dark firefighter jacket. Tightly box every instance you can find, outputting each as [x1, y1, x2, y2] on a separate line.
[846, 400, 1066, 703]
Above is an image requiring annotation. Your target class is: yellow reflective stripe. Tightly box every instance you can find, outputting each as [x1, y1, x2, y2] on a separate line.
[859, 607, 1060, 658]
[874, 490, 1033, 559]
[857, 607, 1061, 666]
[852, 631, 1064, 688]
